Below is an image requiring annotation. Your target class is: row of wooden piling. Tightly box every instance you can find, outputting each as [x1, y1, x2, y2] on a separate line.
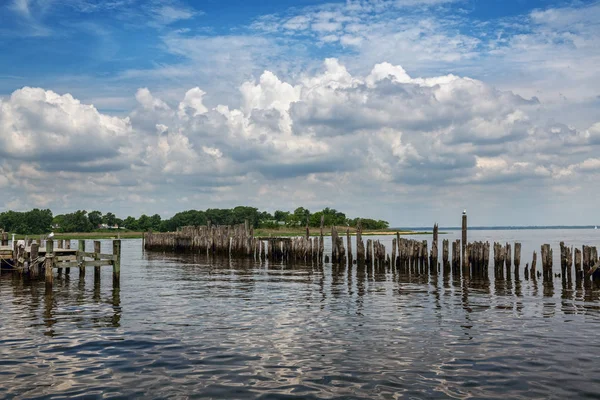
[144, 221, 600, 282]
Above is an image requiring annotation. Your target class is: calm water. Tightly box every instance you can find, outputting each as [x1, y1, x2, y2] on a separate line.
[2, 229, 600, 399]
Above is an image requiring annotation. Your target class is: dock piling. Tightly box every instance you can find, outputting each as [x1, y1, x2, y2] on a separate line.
[113, 239, 121, 286]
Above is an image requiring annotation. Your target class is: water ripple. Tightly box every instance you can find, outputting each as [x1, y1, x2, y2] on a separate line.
[2, 236, 600, 398]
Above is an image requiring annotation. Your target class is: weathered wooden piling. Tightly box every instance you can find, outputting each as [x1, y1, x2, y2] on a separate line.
[462, 211, 467, 268]
[113, 239, 121, 286]
[391, 238, 397, 268]
[346, 228, 352, 264]
[505, 243, 512, 276]
[430, 223, 439, 274]
[94, 241, 101, 281]
[514, 243, 521, 273]
[531, 251, 537, 277]
[319, 215, 325, 262]
[541, 244, 553, 282]
[30, 242, 40, 277]
[356, 221, 365, 264]
[442, 239, 449, 274]
[78, 240, 86, 277]
[452, 239, 461, 274]
[44, 239, 54, 285]
[575, 248, 582, 279]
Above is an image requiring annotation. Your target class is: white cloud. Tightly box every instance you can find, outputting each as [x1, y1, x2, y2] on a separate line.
[2, 54, 600, 224]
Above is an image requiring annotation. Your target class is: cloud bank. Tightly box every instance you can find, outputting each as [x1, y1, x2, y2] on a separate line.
[1, 58, 599, 225]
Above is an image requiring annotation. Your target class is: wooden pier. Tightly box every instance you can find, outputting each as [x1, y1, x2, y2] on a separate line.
[0, 238, 121, 287]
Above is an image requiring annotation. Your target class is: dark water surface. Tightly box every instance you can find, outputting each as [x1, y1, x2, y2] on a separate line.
[2, 230, 600, 399]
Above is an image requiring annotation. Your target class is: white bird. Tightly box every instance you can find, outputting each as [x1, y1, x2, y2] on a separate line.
[48, 232, 54, 238]
[463, 209, 467, 215]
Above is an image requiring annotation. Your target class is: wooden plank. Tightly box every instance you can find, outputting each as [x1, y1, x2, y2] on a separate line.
[79, 251, 115, 260]
[55, 261, 79, 268]
[54, 260, 113, 268]
[85, 260, 114, 267]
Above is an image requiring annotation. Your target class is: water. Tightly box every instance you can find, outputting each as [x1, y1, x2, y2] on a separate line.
[2, 230, 600, 399]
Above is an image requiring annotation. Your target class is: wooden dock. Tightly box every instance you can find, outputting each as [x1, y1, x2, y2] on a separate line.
[0, 239, 121, 287]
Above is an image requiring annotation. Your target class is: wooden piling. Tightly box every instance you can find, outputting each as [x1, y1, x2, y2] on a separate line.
[346, 228, 352, 264]
[356, 220, 365, 264]
[541, 244, 552, 282]
[461, 211, 467, 268]
[442, 239, 449, 274]
[505, 243, 512, 275]
[514, 243, 521, 273]
[113, 240, 121, 286]
[78, 240, 86, 277]
[45, 239, 54, 285]
[94, 241, 101, 281]
[575, 248, 582, 279]
[30, 242, 40, 277]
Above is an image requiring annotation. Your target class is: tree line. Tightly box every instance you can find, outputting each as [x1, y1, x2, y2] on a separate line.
[0, 207, 389, 234]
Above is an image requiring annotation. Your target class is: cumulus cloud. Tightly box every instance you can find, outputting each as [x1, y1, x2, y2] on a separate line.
[1, 58, 599, 224]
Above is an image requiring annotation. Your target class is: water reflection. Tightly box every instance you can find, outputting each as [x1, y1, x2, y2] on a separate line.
[2, 238, 600, 398]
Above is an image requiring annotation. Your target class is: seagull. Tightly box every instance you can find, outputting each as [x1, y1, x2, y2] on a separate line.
[463, 209, 467, 215]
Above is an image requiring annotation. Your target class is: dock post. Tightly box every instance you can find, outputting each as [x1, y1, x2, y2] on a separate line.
[461, 210, 467, 268]
[45, 239, 54, 286]
[78, 240, 86, 277]
[30, 242, 40, 277]
[94, 241, 101, 282]
[113, 240, 121, 286]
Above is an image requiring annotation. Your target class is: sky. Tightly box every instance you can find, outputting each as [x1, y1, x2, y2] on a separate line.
[0, 0, 599, 227]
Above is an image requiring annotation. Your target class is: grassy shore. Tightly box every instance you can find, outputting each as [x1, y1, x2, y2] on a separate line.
[13, 231, 144, 240]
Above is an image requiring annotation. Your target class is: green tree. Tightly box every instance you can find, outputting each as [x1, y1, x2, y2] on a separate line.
[137, 214, 151, 231]
[0, 209, 53, 234]
[123, 216, 139, 230]
[57, 210, 93, 232]
[103, 212, 117, 226]
[286, 207, 309, 226]
[273, 210, 289, 222]
[88, 210, 103, 228]
[149, 214, 162, 231]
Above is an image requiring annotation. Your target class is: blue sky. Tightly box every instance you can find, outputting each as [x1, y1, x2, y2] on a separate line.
[0, 0, 599, 225]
